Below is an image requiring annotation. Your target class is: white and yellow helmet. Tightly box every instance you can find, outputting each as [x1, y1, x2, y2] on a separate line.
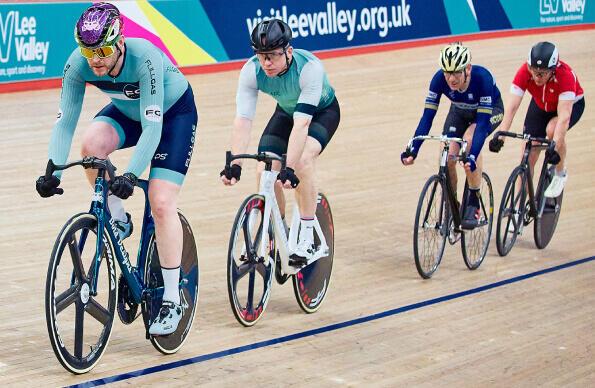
[439, 43, 471, 72]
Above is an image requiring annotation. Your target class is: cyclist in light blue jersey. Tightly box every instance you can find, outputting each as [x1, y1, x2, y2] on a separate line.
[220, 19, 340, 262]
[35, 3, 198, 335]
[401, 42, 504, 229]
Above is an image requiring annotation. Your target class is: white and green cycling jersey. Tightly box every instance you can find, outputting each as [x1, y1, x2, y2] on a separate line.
[236, 49, 335, 120]
[49, 38, 189, 177]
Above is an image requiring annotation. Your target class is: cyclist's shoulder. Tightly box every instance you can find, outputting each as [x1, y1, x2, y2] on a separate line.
[125, 38, 166, 65]
[471, 64, 494, 78]
[293, 49, 322, 66]
[63, 48, 90, 79]
[555, 60, 578, 78]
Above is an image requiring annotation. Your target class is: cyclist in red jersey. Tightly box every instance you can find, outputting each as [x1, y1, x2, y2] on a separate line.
[490, 41, 584, 198]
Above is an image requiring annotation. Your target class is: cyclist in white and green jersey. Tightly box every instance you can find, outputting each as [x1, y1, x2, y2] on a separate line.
[220, 19, 340, 262]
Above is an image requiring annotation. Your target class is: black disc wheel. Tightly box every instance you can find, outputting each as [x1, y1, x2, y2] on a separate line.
[142, 211, 199, 354]
[534, 166, 564, 249]
[292, 193, 334, 313]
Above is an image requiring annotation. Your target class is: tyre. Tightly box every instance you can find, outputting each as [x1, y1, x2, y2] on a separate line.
[142, 211, 199, 353]
[45, 213, 117, 374]
[461, 172, 494, 270]
[413, 175, 447, 279]
[534, 166, 564, 249]
[293, 193, 334, 313]
[495, 166, 527, 256]
[227, 195, 274, 326]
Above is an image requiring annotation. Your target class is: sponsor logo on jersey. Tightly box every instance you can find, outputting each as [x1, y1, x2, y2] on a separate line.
[123, 84, 140, 99]
[145, 59, 156, 95]
[55, 109, 62, 123]
[144, 105, 162, 122]
[154, 153, 168, 160]
[480, 96, 492, 104]
[468, 93, 474, 100]
[427, 91, 437, 100]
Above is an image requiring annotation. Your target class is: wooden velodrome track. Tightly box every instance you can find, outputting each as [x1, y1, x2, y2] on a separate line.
[0, 29, 593, 387]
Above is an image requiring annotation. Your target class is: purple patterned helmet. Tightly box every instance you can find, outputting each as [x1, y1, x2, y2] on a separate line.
[74, 2, 122, 49]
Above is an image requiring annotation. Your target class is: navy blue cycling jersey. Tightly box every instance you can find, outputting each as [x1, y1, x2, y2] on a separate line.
[411, 65, 501, 160]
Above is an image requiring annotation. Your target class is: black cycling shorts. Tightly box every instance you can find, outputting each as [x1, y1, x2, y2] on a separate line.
[523, 97, 585, 138]
[258, 97, 340, 156]
[442, 97, 504, 138]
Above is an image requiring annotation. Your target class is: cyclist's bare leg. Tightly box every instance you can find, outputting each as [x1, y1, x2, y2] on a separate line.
[148, 179, 182, 268]
[294, 137, 321, 219]
[462, 124, 483, 189]
[447, 142, 460, 199]
[80, 121, 120, 185]
[546, 116, 566, 173]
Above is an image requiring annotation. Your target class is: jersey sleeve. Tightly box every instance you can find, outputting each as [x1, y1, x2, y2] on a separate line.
[295, 60, 324, 120]
[411, 71, 443, 153]
[556, 67, 578, 101]
[469, 70, 496, 160]
[48, 52, 86, 178]
[510, 64, 529, 97]
[235, 60, 259, 120]
[126, 48, 165, 177]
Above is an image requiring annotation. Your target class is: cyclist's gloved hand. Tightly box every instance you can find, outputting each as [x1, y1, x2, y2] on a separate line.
[278, 167, 300, 188]
[400, 149, 417, 164]
[465, 154, 477, 172]
[546, 148, 561, 165]
[36, 175, 63, 198]
[220, 164, 242, 181]
[489, 137, 504, 153]
[110, 172, 137, 199]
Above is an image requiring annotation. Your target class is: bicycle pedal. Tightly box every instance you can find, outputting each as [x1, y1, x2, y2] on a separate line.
[289, 254, 308, 267]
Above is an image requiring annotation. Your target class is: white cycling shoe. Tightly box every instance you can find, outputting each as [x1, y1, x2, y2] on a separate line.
[148, 300, 183, 336]
[544, 172, 567, 198]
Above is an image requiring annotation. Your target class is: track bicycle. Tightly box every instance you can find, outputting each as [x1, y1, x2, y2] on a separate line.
[224, 152, 334, 326]
[491, 131, 564, 256]
[407, 135, 494, 279]
[44, 157, 199, 374]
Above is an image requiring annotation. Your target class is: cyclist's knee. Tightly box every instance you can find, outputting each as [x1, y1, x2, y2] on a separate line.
[81, 124, 119, 156]
[150, 193, 176, 219]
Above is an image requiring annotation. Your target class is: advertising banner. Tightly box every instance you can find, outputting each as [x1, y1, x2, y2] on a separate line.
[0, 0, 593, 86]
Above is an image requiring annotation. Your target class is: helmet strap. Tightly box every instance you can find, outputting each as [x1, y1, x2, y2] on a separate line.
[277, 46, 292, 77]
[107, 44, 122, 78]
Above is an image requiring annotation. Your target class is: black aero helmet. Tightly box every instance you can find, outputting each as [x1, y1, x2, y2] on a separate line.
[528, 41, 559, 69]
[250, 19, 292, 52]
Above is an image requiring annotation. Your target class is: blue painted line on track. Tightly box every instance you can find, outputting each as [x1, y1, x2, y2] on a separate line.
[70, 255, 594, 387]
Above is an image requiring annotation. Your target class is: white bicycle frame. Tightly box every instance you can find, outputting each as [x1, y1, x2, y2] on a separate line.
[253, 169, 330, 276]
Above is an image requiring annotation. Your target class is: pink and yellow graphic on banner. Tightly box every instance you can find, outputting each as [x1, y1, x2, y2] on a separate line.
[109, 0, 215, 66]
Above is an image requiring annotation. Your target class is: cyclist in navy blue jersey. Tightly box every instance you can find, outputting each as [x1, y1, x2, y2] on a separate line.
[401, 42, 504, 229]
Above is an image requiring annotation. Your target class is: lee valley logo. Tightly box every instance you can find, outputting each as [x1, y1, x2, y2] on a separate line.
[0, 10, 50, 77]
[540, 0, 586, 23]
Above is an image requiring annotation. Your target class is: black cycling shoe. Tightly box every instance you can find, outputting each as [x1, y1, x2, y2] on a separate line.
[460, 204, 480, 230]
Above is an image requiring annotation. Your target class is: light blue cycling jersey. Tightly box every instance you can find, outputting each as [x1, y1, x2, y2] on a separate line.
[236, 49, 335, 119]
[48, 38, 189, 177]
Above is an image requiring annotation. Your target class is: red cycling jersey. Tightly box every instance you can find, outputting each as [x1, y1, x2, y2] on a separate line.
[510, 60, 583, 112]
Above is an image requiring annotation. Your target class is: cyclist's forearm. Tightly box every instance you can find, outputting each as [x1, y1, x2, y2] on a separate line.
[230, 117, 252, 165]
[500, 94, 523, 132]
[554, 100, 572, 135]
[286, 118, 310, 168]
